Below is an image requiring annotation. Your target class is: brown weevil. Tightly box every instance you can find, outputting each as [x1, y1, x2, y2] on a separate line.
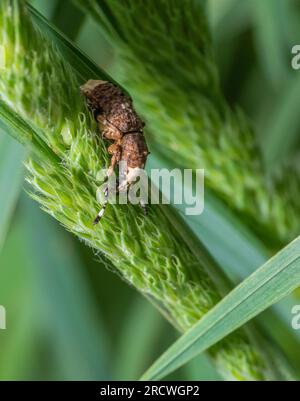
[80, 80, 149, 224]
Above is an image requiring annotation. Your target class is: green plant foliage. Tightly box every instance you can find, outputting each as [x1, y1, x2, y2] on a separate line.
[142, 235, 300, 380]
[76, 0, 300, 249]
[32, 2, 300, 371]
[0, 0, 292, 381]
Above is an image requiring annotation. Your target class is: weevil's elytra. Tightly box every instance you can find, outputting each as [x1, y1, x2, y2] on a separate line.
[80, 80, 149, 224]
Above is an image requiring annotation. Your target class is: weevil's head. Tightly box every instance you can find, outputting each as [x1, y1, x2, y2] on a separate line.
[80, 79, 107, 97]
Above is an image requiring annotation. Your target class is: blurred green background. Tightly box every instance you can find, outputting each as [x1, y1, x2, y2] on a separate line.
[1, 0, 300, 380]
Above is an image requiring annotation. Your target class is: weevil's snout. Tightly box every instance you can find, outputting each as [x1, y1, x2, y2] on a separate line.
[80, 79, 107, 96]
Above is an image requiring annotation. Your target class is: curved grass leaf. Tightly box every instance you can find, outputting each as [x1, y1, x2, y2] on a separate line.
[141, 236, 300, 380]
[28, 4, 119, 86]
[51, 0, 86, 40]
[0, 100, 60, 164]
[29, 0, 59, 19]
[149, 150, 300, 368]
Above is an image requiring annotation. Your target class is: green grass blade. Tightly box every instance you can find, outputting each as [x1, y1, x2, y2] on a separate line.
[149, 149, 300, 367]
[0, 132, 25, 249]
[28, 4, 117, 85]
[0, 100, 60, 165]
[29, 0, 59, 19]
[51, 0, 85, 40]
[141, 236, 300, 380]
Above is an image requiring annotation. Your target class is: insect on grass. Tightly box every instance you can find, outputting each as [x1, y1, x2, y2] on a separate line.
[81, 80, 150, 224]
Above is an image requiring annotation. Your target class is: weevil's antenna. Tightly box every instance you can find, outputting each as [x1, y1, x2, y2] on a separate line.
[93, 186, 109, 225]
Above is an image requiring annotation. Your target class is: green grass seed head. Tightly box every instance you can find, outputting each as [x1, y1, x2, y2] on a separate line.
[0, 0, 293, 381]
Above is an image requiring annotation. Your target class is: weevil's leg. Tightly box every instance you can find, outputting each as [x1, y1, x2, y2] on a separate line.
[106, 143, 121, 177]
[140, 199, 148, 216]
[118, 166, 138, 193]
[117, 179, 148, 216]
[93, 144, 121, 225]
[117, 180, 129, 193]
